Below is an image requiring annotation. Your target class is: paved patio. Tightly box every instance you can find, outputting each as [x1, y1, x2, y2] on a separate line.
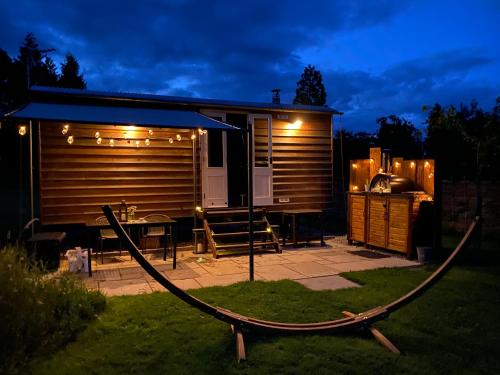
[77, 237, 420, 296]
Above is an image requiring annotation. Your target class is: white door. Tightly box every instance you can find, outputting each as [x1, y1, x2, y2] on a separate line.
[250, 114, 273, 206]
[200, 112, 228, 208]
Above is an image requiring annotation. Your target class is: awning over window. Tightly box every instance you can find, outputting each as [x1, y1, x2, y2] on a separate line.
[5, 102, 239, 130]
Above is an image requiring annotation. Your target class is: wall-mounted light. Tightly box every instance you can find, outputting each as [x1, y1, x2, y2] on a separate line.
[195, 206, 203, 212]
[18, 125, 27, 136]
[95, 131, 100, 139]
[369, 158, 374, 164]
[135, 140, 140, 147]
[288, 119, 302, 130]
[168, 137, 174, 144]
[148, 129, 154, 136]
[410, 162, 415, 168]
[109, 138, 115, 147]
[394, 161, 400, 168]
[176, 134, 182, 141]
[67, 135, 74, 145]
[145, 138, 150, 146]
[62, 124, 69, 135]
[266, 226, 272, 233]
[428, 172, 434, 179]
[352, 163, 358, 169]
[378, 168, 384, 173]
[353, 185, 359, 191]
[424, 161, 430, 167]
[191, 133, 196, 140]
[96, 137, 102, 145]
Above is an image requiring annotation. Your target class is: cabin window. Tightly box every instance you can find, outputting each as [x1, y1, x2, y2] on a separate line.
[254, 117, 270, 167]
[207, 129, 223, 167]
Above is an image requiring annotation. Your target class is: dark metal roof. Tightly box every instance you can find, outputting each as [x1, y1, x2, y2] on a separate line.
[30, 86, 342, 115]
[5, 102, 240, 130]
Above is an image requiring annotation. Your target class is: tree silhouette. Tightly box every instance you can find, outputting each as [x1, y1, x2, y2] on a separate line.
[58, 53, 86, 89]
[293, 65, 327, 106]
[376, 115, 423, 159]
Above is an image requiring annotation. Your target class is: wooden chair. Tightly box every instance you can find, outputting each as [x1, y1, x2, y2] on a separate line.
[95, 216, 123, 264]
[141, 214, 172, 260]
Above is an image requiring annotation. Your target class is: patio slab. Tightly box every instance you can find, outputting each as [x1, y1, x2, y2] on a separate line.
[283, 261, 339, 278]
[254, 264, 306, 281]
[78, 238, 423, 296]
[296, 275, 361, 291]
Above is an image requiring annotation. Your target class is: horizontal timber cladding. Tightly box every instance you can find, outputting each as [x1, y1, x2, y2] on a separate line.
[269, 113, 333, 211]
[39, 121, 196, 225]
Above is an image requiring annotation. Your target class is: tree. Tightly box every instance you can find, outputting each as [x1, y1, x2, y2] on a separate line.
[0, 49, 12, 111]
[41, 57, 59, 86]
[58, 53, 86, 89]
[376, 115, 423, 159]
[293, 65, 327, 106]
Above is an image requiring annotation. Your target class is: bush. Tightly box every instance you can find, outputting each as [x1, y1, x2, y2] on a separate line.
[0, 244, 106, 373]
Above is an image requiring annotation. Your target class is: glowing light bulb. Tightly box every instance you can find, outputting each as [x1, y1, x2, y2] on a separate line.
[195, 206, 202, 212]
[352, 163, 358, 169]
[428, 172, 434, 179]
[353, 185, 359, 191]
[135, 140, 140, 147]
[62, 124, 70, 135]
[266, 227, 272, 233]
[203, 130, 207, 135]
[168, 137, 174, 144]
[95, 131, 100, 139]
[425, 161, 430, 167]
[369, 158, 374, 164]
[67, 135, 74, 145]
[109, 138, 115, 147]
[148, 129, 154, 136]
[18, 125, 27, 136]
[378, 168, 384, 173]
[176, 134, 182, 141]
[191, 133, 196, 140]
[145, 138, 150, 146]
[198, 128, 203, 135]
[96, 137, 102, 145]
[410, 162, 415, 168]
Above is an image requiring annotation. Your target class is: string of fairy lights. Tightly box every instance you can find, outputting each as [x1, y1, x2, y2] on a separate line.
[18, 123, 208, 145]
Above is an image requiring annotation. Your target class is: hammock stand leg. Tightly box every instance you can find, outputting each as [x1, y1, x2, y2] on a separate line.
[342, 311, 400, 354]
[230, 325, 247, 362]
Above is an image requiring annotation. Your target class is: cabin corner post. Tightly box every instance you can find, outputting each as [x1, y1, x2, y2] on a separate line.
[247, 125, 254, 281]
[192, 131, 197, 228]
[29, 120, 34, 230]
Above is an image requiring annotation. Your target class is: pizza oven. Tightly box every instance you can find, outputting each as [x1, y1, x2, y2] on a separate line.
[369, 173, 415, 194]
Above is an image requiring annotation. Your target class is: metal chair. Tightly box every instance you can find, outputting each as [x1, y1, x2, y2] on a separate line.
[95, 216, 123, 263]
[141, 214, 172, 260]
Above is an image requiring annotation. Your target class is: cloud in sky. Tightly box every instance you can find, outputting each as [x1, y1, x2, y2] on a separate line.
[0, 0, 498, 131]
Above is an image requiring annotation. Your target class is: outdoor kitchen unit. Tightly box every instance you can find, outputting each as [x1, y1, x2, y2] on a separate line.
[347, 148, 434, 258]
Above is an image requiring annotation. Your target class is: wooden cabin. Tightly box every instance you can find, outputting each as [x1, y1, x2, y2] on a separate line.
[6, 86, 339, 255]
[347, 148, 435, 258]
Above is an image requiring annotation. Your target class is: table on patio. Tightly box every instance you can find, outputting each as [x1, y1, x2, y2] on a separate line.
[281, 209, 326, 247]
[85, 217, 177, 277]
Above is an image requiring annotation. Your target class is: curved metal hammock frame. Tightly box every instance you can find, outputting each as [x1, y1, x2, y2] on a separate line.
[102, 205, 480, 333]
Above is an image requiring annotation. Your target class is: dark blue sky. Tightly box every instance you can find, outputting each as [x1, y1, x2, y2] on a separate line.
[1, 0, 498, 131]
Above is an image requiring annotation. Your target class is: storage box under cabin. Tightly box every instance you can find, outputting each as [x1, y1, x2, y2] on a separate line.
[347, 148, 434, 258]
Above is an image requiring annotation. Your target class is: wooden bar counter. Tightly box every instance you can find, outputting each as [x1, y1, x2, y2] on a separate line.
[348, 192, 431, 258]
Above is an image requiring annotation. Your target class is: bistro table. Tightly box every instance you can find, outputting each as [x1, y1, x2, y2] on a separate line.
[85, 217, 177, 277]
[281, 209, 325, 247]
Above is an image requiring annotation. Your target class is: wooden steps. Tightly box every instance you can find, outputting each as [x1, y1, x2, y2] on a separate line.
[201, 208, 281, 258]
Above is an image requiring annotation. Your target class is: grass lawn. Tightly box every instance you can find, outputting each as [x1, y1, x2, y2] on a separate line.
[29, 240, 500, 374]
